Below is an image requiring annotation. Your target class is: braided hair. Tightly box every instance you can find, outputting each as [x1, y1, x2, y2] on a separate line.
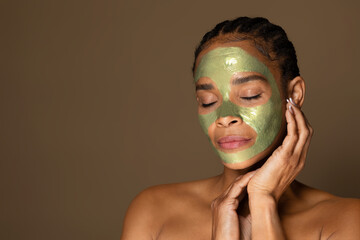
[192, 17, 300, 89]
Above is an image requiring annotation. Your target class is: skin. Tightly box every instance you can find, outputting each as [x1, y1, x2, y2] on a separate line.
[120, 40, 360, 240]
[195, 46, 283, 165]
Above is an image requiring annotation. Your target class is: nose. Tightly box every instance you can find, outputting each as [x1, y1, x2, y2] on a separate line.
[215, 116, 242, 128]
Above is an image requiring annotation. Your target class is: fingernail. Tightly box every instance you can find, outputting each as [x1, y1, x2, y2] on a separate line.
[286, 98, 290, 103]
[288, 105, 294, 114]
[289, 98, 299, 107]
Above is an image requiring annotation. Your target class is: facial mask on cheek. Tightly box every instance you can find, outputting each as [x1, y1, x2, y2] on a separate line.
[195, 47, 282, 164]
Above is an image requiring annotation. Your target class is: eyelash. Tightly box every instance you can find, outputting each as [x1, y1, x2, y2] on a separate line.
[201, 93, 261, 108]
[202, 102, 216, 108]
[241, 93, 261, 100]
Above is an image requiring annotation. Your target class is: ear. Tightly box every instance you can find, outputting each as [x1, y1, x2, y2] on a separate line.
[287, 76, 305, 107]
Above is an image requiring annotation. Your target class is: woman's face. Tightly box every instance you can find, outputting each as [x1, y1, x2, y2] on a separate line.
[194, 41, 286, 169]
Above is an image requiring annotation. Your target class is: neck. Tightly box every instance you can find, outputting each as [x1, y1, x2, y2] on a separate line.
[215, 158, 267, 195]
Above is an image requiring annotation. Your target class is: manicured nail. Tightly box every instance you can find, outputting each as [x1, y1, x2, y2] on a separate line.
[288, 105, 294, 114]
[289, 98, 299, 107]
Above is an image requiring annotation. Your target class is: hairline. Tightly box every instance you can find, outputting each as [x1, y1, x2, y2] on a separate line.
[192, 35, 286, 91]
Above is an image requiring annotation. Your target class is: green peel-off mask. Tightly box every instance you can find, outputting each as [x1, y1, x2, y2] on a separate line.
[195, 47, 282, 164]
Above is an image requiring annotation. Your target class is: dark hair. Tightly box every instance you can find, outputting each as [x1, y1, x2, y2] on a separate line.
[192, 17, 300, 89]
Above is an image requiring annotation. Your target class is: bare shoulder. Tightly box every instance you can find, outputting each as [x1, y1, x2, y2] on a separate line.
[303, 185, 360, 221]
[120, 177, 217, 240]
[290, 182, 360, 239]
[316, 194, 360, 239]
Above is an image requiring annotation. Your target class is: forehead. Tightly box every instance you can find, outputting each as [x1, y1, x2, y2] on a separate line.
[194, 41, 281, 86]
[194, 47, 269, 83]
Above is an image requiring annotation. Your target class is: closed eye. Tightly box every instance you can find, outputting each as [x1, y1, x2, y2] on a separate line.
[202, 102, 217, 108]
[241, 94, 261, 100]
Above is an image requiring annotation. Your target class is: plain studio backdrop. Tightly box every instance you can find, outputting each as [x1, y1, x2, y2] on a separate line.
[1, 0, 359, 239]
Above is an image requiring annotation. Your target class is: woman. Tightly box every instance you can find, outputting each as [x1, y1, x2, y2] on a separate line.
[121, 17, 359, 239]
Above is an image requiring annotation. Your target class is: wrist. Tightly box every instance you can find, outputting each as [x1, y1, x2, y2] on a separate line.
[248, 193, 285, 240]
[248, 193, 277, 210]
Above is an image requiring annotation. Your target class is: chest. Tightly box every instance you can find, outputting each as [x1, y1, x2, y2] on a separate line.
[156, 206, 324, 240]
[156, 207, 212, 240]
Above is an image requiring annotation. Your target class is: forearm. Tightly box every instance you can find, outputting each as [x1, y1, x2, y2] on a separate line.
[249, 194, 286, 240]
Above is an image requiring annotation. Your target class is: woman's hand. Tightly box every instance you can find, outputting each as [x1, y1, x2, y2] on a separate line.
[211, 171, 257, 240]
[211, 100, 313, 240]
[247, 100, 314, 201]
[246, 100, 313, 240]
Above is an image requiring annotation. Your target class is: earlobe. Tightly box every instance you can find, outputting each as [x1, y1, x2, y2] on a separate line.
[287, 76, 305, 107]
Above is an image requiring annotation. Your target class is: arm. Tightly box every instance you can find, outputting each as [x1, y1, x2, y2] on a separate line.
[211, 171, 257, 240]
[247, 100, 313, 239]
[249, 194, 285, 240]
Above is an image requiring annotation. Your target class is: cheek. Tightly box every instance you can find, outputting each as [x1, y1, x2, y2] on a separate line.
[249, 101, 283, 146]
[207, 123, 216, 143]
[198, 111, 217, 136]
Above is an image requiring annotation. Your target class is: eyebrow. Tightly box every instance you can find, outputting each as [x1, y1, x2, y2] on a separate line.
[232, 75, 267, 85]
[196, 83, 214, 91]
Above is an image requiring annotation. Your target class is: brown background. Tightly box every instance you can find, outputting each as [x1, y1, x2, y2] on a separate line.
[1, 0, 359, 239]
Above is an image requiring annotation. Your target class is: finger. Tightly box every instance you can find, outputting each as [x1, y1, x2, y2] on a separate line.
[224, 170, 256, 193]
[298, 118, 314, 166]
[299, 134, 311, 160]
[280, 103, 298, 154]
[226, 171, 257, 200]
[291, 106, 311, 153]
[303, 113, 314, 137]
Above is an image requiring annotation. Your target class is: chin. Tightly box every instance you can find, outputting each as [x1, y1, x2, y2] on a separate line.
[222, 158, 260, 170]
[221, 153, 265, 170]
[219, 140, 278, 170]
[217, 121, 287, 171]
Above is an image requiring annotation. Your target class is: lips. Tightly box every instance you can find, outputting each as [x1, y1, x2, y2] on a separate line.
[217, 135, 252, 150]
